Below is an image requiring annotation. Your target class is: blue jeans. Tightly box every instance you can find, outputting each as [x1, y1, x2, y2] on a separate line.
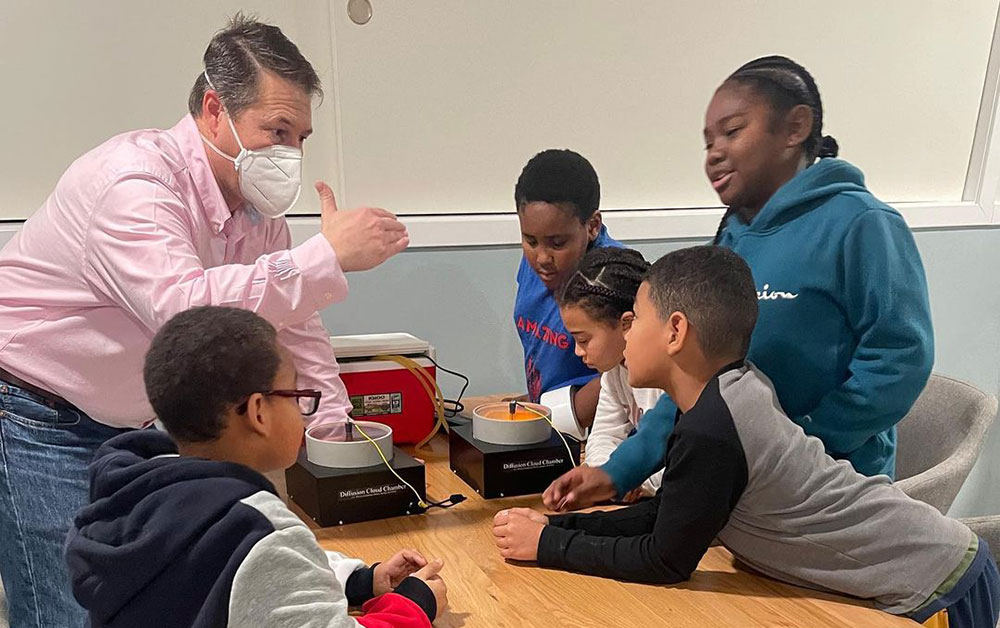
[0, 379, 129, 628]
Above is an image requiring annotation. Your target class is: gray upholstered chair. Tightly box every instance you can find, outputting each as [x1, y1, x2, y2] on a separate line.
[895, 374, 998, 514]
[962, 515, 1000, 562]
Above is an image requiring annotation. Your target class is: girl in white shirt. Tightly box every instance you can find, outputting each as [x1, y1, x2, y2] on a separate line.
[558, 246, 665, 497]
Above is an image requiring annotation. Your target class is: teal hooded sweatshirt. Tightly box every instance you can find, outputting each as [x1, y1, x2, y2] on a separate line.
[602, 158, 933, 490]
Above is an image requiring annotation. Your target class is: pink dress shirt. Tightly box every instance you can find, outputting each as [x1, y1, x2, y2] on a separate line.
[0, 115, 352, 428]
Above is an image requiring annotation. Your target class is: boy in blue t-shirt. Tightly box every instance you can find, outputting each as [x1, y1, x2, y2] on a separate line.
[513, 149, 621, 437]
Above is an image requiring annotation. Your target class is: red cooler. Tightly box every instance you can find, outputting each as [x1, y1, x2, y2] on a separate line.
[330, 333, 437, 445]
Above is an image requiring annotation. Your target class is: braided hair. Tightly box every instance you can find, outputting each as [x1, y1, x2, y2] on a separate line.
[711, 55, 839, 245]
[558, 247, 650, 325]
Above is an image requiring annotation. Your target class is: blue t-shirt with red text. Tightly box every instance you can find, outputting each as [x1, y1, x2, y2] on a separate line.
[513, 226, 622, 402]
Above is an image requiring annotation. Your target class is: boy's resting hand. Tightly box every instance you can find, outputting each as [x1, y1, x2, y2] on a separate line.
[373, 548, 428, 596]
[493, 509, 546, 561]
[412, 559, 448, 615]
[495, 507, 549, 525]
[543, 465, 616, 511]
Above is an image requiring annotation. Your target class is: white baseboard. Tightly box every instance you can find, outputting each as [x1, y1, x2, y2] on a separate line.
[1, 201, 995, 251]
[290, 200, 996, 248]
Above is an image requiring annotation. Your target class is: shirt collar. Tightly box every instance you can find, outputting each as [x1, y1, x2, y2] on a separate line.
[169, 114, 234, 235]
[713, 359, 746, 380]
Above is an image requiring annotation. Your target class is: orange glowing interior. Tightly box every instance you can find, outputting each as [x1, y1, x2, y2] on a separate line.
[479, 408, 545, 421]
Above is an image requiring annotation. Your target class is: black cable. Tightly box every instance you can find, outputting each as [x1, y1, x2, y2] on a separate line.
[407, 355, 472, 512]
[423, 354, 470, 418]
[413, 493, 468, 513]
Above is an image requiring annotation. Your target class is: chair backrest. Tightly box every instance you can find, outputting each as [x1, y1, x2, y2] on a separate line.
[961, 516, 1000, 563]
[895, 374, 997, 480]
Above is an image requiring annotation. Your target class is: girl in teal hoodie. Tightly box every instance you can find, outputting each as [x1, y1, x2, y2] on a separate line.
[544, 55, 933, 510]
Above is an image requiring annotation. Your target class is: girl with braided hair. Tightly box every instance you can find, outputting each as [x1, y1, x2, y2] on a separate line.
[545, 56, 933, 513]
[703, 54, 933, 478]
[557, 247, 665, 499]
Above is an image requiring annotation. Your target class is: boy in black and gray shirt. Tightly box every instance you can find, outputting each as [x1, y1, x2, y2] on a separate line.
[493, 246, 998, 627]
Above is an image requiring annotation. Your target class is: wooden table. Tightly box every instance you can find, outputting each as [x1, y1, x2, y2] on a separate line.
[296, 400, 916, 627]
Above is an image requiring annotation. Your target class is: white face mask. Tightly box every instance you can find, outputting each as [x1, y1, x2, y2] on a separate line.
[200, 73, 302, 219]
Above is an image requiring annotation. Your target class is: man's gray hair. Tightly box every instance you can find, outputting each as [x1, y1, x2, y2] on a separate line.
[188, 12, 322, 117]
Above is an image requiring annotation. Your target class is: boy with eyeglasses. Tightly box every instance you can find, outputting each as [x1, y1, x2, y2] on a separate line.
[64, 306, 447, 628]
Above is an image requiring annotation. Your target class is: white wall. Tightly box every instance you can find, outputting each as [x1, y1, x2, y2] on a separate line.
[0, 1, 338, 220]
[332, 1, 997, 213]
[1, 1, 997, 223]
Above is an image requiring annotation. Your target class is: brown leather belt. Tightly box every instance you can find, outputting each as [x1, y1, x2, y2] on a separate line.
[0, 366, 81, 414]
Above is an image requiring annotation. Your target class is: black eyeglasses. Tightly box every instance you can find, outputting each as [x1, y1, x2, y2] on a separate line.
[237, 389, 322, 416]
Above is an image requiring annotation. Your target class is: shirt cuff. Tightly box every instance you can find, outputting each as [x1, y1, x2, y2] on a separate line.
[598, 457, 633, 499]
[344, 564, 376, 606]
[537, 524, 578, 569]
[392, 576, 437, 621]
[289, 233, 349, 310]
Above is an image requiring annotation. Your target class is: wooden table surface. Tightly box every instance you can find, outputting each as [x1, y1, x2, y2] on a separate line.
[294, 397, 916, 627]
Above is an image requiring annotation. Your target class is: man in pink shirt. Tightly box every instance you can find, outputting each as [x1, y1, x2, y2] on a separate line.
[0, 16, 407, 628]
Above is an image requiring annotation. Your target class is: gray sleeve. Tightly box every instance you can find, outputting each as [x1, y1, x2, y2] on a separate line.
[227, 491, 363, 628]
[227, 522, 362, 628]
